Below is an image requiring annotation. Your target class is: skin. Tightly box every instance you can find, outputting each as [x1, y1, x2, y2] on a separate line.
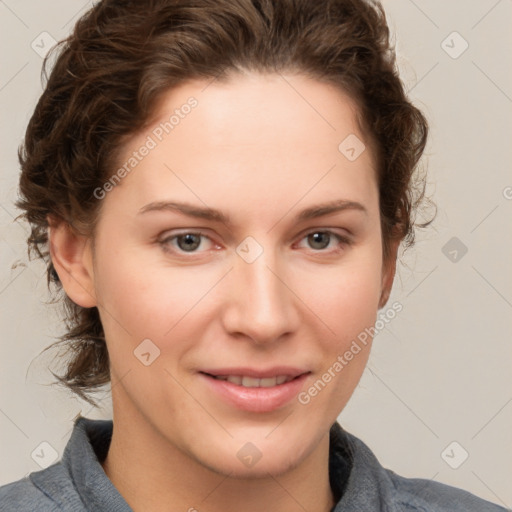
[49, 71, 399, 512]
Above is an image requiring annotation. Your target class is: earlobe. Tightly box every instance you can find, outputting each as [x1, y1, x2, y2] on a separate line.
[48, 216, 97, 308]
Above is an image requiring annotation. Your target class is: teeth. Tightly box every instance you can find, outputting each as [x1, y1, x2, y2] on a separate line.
[226, 375, 242, 385]
[212, 375, 293, 387]
[259, 377, 278, 387]
[242, 376, 261, 387]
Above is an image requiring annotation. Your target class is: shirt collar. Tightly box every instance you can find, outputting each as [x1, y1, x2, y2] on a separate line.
[63, 416, 131, 511]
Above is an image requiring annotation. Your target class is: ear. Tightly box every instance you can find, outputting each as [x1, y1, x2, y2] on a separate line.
[47, 216, 97, 308]
[378, 238, 400, 309]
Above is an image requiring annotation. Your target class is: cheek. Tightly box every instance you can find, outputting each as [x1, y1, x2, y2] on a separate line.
[295, 265, 381, 415]
[93, 246, 222, 350]
[294, 250, 382, 385]
[295, 254, 383, 336]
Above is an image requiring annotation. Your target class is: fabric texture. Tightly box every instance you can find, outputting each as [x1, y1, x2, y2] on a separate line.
[0, 416, 507, 511]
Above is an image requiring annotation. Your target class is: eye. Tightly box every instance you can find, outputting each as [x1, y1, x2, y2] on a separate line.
[160, 231, 216, 254]
[159, 229, 351, 257]
[296, 230, 351, 252]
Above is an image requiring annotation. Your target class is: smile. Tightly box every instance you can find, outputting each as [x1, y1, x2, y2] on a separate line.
[206, 375, 294, 387]
[198, 369, 310, 413]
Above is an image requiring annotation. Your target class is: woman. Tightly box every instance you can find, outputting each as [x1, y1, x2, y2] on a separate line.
[0, 0, 506, 510]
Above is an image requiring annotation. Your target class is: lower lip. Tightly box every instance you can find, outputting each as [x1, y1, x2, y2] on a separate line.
[199, 373, 309, 413]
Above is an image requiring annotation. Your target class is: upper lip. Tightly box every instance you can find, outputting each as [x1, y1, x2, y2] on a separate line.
[199, 366, 310, 379]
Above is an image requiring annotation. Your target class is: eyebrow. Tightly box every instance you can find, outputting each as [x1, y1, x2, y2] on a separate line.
[138, 198, 367, 225]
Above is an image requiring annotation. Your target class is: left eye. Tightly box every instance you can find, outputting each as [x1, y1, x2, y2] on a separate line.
[161, 232, 213, 253]
[297, 230, 349, 251]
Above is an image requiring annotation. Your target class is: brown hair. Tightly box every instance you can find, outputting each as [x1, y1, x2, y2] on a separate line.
[17, 0, 433, 406]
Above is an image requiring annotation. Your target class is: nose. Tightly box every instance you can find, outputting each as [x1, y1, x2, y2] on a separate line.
[221, 242, 300, 345]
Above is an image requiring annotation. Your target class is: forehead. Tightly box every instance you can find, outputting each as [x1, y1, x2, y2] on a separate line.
[105, 72, 378, 222]
[146, 71, 371, 162]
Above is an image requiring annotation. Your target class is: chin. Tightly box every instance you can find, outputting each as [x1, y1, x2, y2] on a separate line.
[215, 454, 304, 480]
[198, 437, 311, 479]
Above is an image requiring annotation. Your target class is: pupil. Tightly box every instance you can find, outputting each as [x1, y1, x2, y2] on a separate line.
[309, 232, 329, 250]
[178, 234, 200, 251]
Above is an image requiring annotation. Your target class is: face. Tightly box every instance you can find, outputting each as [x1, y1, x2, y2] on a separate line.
[70, 72, 395, 477]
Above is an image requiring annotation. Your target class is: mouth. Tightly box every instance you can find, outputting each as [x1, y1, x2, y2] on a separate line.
[198, 367, 311, 413]
[200, 373, 300, 388]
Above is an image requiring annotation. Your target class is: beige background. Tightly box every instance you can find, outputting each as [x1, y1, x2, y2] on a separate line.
[1, 0, 511, 507]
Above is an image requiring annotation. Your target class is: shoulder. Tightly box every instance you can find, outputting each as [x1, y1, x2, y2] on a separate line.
[331, 424, 508, 512]
[0, 473, 58, 511]
[386, 469, 509, 511]
[0, 463, 85, 512]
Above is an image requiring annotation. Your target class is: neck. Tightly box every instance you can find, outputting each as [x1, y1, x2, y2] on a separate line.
[101, 391, 335, 512]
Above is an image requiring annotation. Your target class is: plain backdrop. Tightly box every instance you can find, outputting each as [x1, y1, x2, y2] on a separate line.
[1, 0, 511, 508]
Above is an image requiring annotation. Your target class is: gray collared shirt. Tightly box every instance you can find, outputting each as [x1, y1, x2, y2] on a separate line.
[0, 416, 508, 511]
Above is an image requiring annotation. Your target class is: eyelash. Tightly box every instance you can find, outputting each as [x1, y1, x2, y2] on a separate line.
[159, 229, 352, 256]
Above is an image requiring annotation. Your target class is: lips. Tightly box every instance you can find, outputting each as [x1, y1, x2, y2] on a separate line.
[198, 366, 310, 413]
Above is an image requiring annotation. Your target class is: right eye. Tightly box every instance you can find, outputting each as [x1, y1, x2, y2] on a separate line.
[159, 231, 217, 254]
